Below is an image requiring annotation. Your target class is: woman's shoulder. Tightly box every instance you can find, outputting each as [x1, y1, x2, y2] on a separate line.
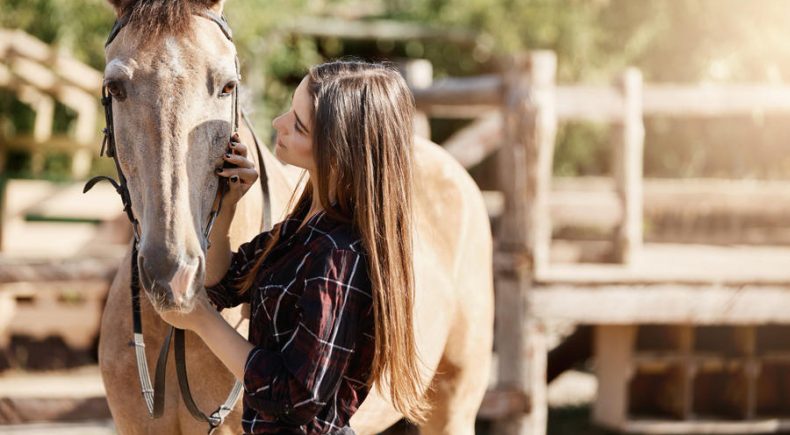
[305, 212, 365, 254]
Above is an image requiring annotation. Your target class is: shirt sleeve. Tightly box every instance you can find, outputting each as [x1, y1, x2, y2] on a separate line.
[242, 248, 371, 425]
[205, 230, 273, 310]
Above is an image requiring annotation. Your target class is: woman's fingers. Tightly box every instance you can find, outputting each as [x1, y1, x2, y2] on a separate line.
[222, 152, 253, 168]
[228, 138, 248, 157]
[215, 167, 258, 185]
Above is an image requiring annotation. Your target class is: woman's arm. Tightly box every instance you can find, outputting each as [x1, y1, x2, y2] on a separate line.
[194, 305, 254, 381]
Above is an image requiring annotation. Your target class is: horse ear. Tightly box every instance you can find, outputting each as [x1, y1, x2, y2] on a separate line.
[106, 0, 133, 16]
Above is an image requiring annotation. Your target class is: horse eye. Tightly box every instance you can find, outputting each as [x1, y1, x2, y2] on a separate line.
[220, 81, 236, 96]
[105, 81, 126, 99]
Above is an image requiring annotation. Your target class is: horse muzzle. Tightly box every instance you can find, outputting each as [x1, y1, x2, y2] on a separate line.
[137, 251, 203, 310]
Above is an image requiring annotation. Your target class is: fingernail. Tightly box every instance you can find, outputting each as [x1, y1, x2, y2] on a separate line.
[229, 141, 236, 147]
[230, 175, 239, 183]
[224, 152, 231, 158]
[215, 167, 222, 174]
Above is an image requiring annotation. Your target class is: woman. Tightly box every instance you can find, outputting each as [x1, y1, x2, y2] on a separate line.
[158, 60, 429, 434]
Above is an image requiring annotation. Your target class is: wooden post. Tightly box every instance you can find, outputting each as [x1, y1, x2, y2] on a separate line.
[593, 325, 636, 429]
[612, 68, 644, 265]
[399, 59, 432, 139]
[16, 84, 53, 177]
[0, 164, 5, 252]
[493, 51, 557, 435]
[70, 99, 97, 179]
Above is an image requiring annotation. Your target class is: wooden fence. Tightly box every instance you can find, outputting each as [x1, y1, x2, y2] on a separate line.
[406, 51, 790, 434]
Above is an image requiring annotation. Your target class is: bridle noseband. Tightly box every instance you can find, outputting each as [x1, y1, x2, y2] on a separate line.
[84, 11, 271, 434]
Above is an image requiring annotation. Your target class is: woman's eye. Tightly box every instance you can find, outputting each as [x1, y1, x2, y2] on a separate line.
[220, 81, 236, 96]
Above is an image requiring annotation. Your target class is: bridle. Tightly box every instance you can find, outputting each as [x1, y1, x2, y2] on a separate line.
[83, 11, 271, 434]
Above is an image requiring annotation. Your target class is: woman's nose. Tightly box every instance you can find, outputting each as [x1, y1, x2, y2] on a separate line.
[272, 113, 286, 132]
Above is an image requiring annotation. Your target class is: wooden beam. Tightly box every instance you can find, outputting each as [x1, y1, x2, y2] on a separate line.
[593, 325, 636, 429]
[0, 257, 120, 284]
[412, 74, 502, 109]
[643, 84, 790, 117]
[529, 285, 790, 324]
[612, 68, 644, 265]
[413, 78, 790, 120]
[288, 17, 481, 46]
[492, 51, 557, 435]
[442, 112, 501, 168]
[556, 85, 623, 122]
[0, 135, 93, 153]
[4, 28, 101, 94]
[398, 59, 432, 138]
[0, 397, 111, 425]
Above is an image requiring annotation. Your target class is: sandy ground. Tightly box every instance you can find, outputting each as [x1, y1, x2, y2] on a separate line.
[0, 421, 116, 434]
[0, 363, 599, 434]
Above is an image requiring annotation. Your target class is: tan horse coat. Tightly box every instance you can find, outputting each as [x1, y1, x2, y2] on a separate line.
[98, 2, 493, 434]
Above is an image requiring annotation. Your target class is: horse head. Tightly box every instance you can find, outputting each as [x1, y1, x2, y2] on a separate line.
[104, 0, 237, 311]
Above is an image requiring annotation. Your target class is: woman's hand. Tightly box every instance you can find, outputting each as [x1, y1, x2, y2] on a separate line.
[215, 132, 259, 208]
[157, 296, 216, 333]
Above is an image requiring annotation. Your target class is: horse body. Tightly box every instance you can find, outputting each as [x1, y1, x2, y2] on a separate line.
[97, 2, 493, 434]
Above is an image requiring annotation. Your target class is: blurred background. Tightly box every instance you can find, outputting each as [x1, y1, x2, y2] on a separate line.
[2, 0, 790, 434]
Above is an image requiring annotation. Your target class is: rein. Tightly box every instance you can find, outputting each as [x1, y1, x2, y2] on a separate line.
[83, 11, 271, 434]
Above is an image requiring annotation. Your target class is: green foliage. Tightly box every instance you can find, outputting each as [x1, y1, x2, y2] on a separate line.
[3, 0, 790, 179]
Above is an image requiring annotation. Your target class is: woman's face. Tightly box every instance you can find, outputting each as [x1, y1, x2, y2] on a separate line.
[272, 76, 315, 171]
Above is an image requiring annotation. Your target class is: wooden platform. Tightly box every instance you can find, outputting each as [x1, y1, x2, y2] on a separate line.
[2, 180, 126, 258]
[529, 243, 790, 324]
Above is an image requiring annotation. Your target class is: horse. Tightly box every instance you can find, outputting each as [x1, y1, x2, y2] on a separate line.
[96, 1, 493, 434]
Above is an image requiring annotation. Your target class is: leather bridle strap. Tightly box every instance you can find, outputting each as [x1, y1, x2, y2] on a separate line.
[84, 10, 271, 434]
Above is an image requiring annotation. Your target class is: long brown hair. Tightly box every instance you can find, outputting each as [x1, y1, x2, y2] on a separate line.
[238, 60, 429, 422]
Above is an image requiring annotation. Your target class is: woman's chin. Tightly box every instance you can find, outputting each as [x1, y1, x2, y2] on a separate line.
[274, 143, 286, 160]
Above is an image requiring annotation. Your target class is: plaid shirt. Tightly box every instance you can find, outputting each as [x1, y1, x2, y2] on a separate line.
[206, 206, 374, 434]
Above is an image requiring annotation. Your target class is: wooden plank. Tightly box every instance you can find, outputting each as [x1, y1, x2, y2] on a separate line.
[535, 244, 790, 286]
[1, 280, 107, 348]
[398, 59, 432, 138]
[288, 17, 480, 45]
[0, 135, 92, 152]
[0, 398, 111, 425]
[415, 81, 790, 121]
[593, 325, 635, 429]
[529, 285, 790, 324]
[643, 85, 790, 117]
[612, 69, 644, 265]
[442, 112, 502, 169]
[0, 258, 120, 284]
[556, 85, 622, 122]
[620, 419, 790, 434]
[4, 29, 102, 94]
[492, 50, 556, 435]
[557, 84, 790, 120]
[412, 74, 501, 109]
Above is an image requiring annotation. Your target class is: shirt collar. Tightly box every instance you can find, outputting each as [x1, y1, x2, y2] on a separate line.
[280, 203, 347, 239]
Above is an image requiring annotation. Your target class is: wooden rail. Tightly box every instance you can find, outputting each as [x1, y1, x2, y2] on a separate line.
[413, 79, 790, 120]
[0, 28, 100, 182]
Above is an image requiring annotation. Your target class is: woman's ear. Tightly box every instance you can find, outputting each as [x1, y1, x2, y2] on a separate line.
[106, 0, 133, 16]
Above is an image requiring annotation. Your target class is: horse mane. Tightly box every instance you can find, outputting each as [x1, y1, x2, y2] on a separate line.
[114, 0, 219, 39]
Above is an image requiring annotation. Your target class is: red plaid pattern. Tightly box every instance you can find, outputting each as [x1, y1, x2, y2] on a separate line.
[206, 207, 374, 434]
